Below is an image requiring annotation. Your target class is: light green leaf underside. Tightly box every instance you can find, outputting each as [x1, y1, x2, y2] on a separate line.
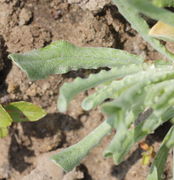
[58, 64, 144, 112]
[4, 101, 46, 122]
[112, 0, 174, 62]
[0, 104, 12, 127]
[82, 67, 174, 110]
[51, 121, 111, 172]
[102, 71, 174, 163]
[147, 126, 174, 180]
[8, 40, 144, 80]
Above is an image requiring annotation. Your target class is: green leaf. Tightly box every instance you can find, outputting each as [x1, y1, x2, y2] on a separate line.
[0, 104, 12, 127]
[0, 127, 8, 138]
[8, 40, 144, 80]
[147, 126, 174, 180]
[104, 107, 174, 164]
[4, 101, 46, 122]
[127, 0, 174, 27]
[51, 121, 112, 172]
[102, 70, 174, 163]
[152, 0, 174, 7]
[112, 0, 174, 61]
[58, 64, 143, 112]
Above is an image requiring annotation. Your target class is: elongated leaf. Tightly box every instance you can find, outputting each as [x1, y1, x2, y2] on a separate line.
[104, 107, 174, 164]
[58, 64, 143, 112]
[127, 0, 174, 27]
[112, 0, 174, 61]
[51, 121, 112, 172]
[147, 126, 174, 180]
[0, 104, 12, 127]
[82, 66, 174, 110]
[102, 68, 174, 117]
[4, 101, 46, 122]
[8, 40, 144, 80]
[102, 76, 174, 163]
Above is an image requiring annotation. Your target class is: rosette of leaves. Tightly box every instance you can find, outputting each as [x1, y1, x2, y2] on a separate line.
[0, 101, 46, 137]
[8, 39, 174, 179]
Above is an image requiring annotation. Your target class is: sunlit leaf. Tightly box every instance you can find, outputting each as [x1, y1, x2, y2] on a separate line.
[8, 40, 143, 80]
[0, 104, 12, 127]
[51, 121, 111, 172]
[4, 101, 46, 122]
[0, 127, 8, 138]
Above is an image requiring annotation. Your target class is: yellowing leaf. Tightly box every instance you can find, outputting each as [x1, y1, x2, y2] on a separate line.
[149, 21, 174, 42]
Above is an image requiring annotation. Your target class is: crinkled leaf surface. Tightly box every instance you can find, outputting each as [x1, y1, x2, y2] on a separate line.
[4, 101, 46, 122]
[0, 104, 12, 127]
[58, 64, 143, 112]
[8, 40, 144, 80]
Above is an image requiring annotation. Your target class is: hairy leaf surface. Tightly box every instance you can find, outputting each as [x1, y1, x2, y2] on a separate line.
[8, 41, 144, 80]
[51, 121, 112, 172]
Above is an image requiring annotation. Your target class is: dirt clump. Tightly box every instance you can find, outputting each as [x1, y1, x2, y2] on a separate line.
[7, 25, 51, 53]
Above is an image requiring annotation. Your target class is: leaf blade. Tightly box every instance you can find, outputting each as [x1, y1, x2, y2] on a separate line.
[0, 104, 12, 127]
[4, 101, 46, 122]
[8, 40, 144, 80]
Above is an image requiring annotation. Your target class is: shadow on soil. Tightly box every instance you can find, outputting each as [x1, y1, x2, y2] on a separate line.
[0, 36, 12, 97]
[8, 112, 83, 173]
[111, 121, 172, 180]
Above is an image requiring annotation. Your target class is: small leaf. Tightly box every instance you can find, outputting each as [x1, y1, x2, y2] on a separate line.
[4, 101, 46, 122]
[0, 104, 12, 127]
[149, 21, 174, 42]
[141, 145, 155, 165]
[8, 40, 144, 80]
[0, 127, 8, 138]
